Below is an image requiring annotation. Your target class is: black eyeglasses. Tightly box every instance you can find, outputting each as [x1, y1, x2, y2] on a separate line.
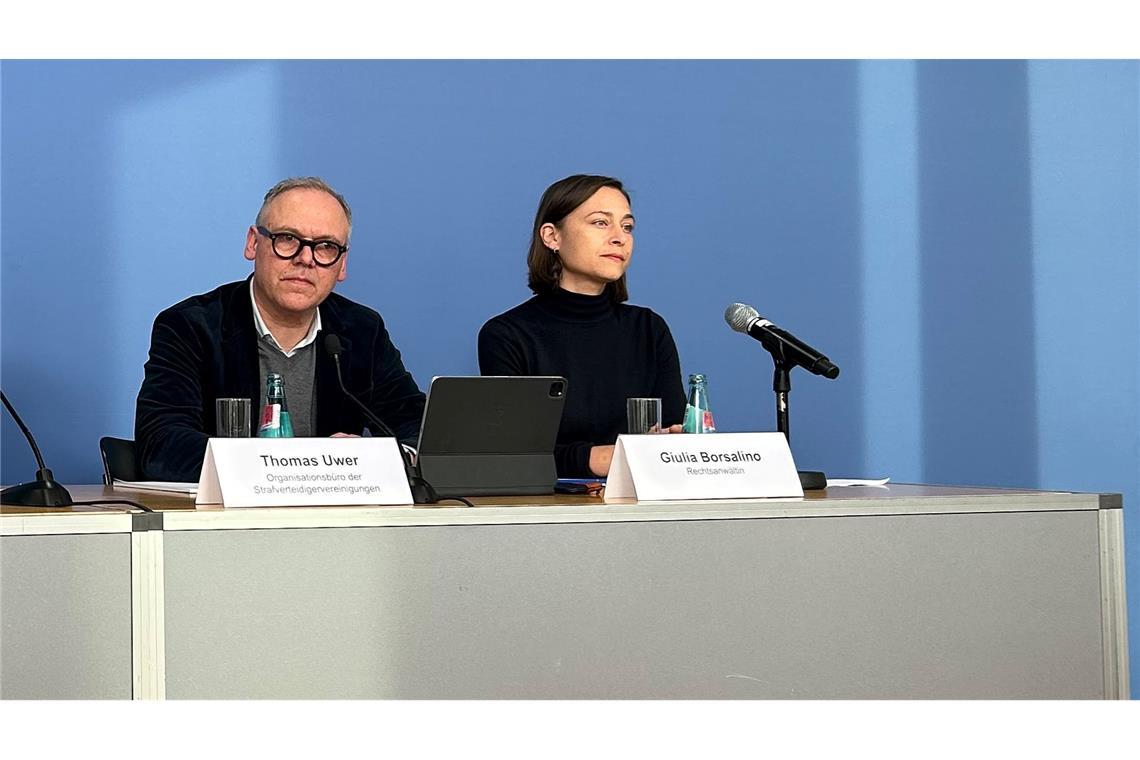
[256, 226, 347, 267]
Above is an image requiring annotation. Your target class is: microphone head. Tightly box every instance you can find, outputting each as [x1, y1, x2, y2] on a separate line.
[323, 333, 343, 357]
[724, 302, 760, 333]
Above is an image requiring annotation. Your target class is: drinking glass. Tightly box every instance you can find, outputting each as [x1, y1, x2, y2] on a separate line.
[215, 398, 251, 438]
[626, 397, 663, 434]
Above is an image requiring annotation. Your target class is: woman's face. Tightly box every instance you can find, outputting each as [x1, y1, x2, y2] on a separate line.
[541, 186, 634, 296]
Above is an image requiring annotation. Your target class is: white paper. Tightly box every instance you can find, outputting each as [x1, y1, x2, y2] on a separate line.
[825, 478, 891, 488]
[113, 480, 199, 494]
[605, 432, 803, 502]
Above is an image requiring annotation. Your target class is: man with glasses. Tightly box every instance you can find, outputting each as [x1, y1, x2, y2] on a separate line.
[134, 176, 426, 482]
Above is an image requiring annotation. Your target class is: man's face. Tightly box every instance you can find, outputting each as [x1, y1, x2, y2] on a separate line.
[244, 188, 349, 319]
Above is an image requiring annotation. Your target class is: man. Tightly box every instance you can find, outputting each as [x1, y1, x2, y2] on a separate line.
[135, 177, 425, 482]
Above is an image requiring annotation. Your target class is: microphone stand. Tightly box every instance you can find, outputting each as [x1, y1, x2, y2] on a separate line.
[326, 349, 440, 505]
[1, 390, 74, 507]
[770, 353, 828, 491]
[336, 384, 440, 505]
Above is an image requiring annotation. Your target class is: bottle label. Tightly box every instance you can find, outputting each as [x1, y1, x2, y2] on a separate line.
[682, 404, 717, 434]
[259, 403, 281, 432]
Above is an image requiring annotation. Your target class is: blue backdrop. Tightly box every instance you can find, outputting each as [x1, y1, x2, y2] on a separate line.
[2, 60, 1137, 688]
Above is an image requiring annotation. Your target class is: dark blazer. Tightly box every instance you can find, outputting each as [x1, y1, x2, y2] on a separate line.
[134, 277, 426, 481]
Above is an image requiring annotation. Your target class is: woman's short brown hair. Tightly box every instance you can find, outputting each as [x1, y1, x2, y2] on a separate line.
[526, 174, 631, 303]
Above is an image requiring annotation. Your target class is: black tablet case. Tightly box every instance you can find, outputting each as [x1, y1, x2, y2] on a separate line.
[416, 376, 567, 497]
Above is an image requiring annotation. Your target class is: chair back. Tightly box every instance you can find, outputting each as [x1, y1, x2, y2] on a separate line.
[99, 436, 140, 484]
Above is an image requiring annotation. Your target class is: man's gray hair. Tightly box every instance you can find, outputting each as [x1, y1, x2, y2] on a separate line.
[255, 176, 353, 236]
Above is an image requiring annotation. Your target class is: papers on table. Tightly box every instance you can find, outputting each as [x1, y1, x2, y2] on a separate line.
[113, 479, 199, 495]
[825, 478, 890, 488]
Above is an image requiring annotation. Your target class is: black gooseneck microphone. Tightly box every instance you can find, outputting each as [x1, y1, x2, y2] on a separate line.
[1, 390, 74, 507]
[322, 334, 441, 505]
[724, 303, 839, 379]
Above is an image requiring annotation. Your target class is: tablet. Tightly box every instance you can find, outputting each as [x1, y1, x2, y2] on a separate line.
[416, 376, 567, 497]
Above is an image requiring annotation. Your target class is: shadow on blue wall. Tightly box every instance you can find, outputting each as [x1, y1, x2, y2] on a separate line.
[1, 61, 271, 482]
[918, 61, 1039, 487]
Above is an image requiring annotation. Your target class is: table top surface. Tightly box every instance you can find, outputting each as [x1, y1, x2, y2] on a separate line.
[2, 481, 1111, 515]
[2, 482, 1119, 537]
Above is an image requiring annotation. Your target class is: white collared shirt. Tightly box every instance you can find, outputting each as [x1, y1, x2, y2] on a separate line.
[249, 278, 322, 358]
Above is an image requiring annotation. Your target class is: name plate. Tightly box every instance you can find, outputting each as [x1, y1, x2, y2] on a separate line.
[196, 437, 413, 507]
[604, 432, 803, 502]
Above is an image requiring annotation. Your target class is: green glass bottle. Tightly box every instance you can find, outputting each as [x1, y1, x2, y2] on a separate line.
[682, 373, 717, 434]
[258, 372, 294, 438]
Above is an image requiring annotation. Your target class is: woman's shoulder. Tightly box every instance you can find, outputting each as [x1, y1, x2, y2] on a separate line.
[479, 296, 544, 336]
[616, 301, 673, 331]
[490, 295, 542, 318]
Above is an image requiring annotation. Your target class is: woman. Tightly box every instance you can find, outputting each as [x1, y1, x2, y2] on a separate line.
[478, 174, 686, 477]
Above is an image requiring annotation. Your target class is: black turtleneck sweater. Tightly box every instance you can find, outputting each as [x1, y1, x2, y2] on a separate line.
[478, 288, 686, 477]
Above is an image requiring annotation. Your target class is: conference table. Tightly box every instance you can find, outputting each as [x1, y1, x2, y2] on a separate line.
[1, 483, 1129, 699]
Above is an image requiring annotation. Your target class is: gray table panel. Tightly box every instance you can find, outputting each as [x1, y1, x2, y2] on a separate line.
[1, 534, 133, 699]
[163, 509, 1104, 699]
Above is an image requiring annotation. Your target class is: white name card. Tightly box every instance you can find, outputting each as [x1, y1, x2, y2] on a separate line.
[604, 432, 804, 502]
[196, 437, 413, 508]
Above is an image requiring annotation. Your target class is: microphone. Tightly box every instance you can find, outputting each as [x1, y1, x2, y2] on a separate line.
[322, 334, 438, 504]
[324, 334, 401, 438]
[1, 390, 74, 507]
[724, 303, 840, 379]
